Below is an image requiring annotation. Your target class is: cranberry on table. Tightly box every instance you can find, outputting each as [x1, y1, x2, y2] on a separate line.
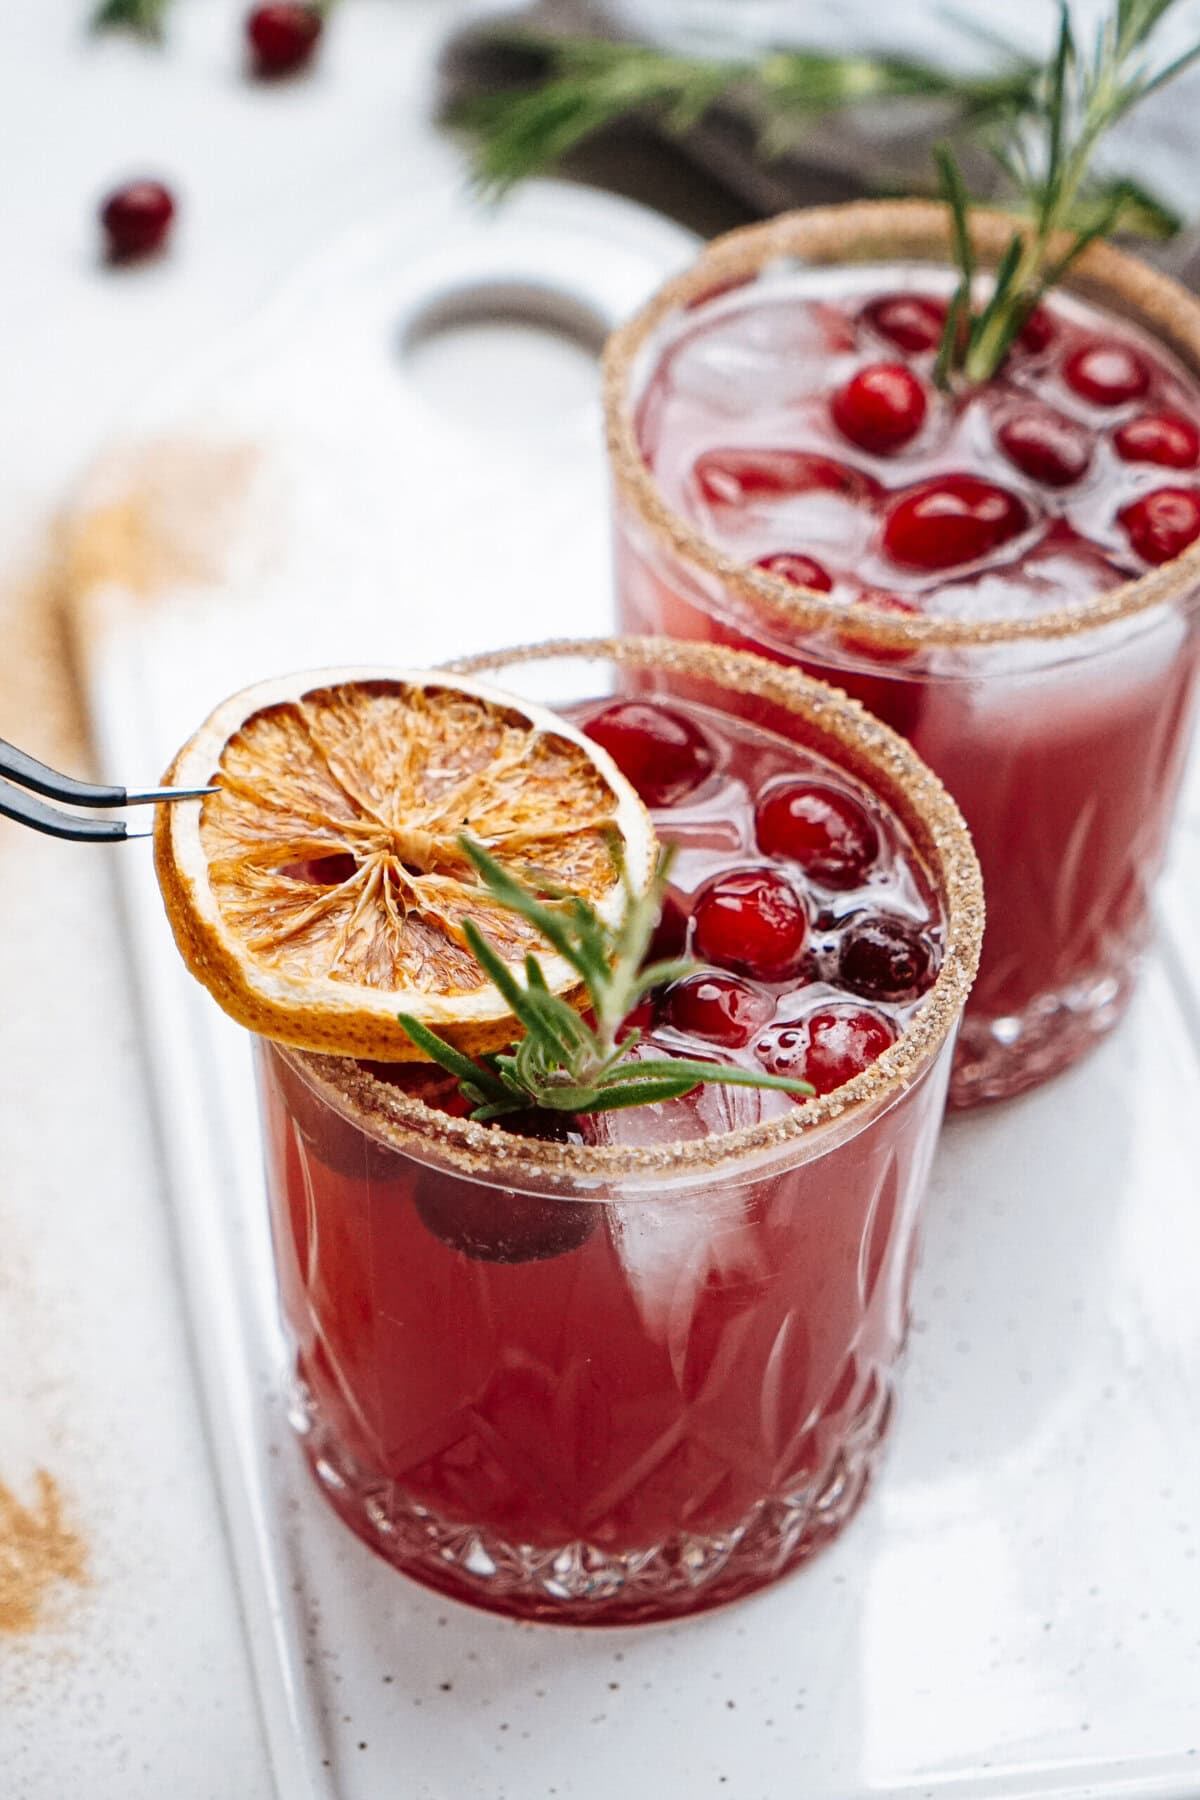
[758, 1007, 896, 1096]
[693, 869, 809, 981]
[839, 914, 936, 1002]
[883, 474, 1030, 572]
[1062, 340, 1151, 407]
[755, 780, 880, 889]
[99, 180, 175, 261]
[831, 363, 928, 456]
[996, 407, 1093, 488]
[1117, 488, 1200, 565]
[246, 2, 323, 76]
[694, 448, 882, 508]
[584, 701, 713, 808]
[754, 551, 834, 593]
[1113, 411, 1200, 470]
[663, 973, 772, 1048]
[862, 293, 947, 355]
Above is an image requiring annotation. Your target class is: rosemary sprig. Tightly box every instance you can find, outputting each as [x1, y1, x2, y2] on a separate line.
[398, 837, 813, 1122]
[454, 31, 1041, 197]
[90, 0, 171, 40]
[936, 0, 1200, 385]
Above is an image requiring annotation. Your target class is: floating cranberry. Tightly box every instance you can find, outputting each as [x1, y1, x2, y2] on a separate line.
[1063, 340, 1151, 407]
[836, 593, 920, 667]
[647, 886, 690, 965]
[1017, 307, 1056, 355]
[754, 551, 834, 593]
[831, 363, 928, 456]
[663, 973, 772, 1048]
[758, 1007, 896, 1095]
[693, 869, 808, 981]
[414, 1145, 598, 1264]
[99, 180, 175, 261]
[883, 474, 1030, 571]
[803, 1007, 897, 1094]
[996, 407, 1093, 488]
[246, 2, 323, 75]
[585, 702, 714, 808]
[755, 781, 879, 889]
[694, 448, 882, 508]
[1117, 488, 1200, 565]
[1113, 411, 1200, 470]
[839, 915, 936, 1002]
[862, 293, 947, 355]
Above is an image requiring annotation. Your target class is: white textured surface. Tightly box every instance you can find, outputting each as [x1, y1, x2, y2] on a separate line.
[3, 5, 1200, 1799]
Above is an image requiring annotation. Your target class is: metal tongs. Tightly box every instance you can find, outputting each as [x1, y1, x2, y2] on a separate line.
[0, 736, 215, 842]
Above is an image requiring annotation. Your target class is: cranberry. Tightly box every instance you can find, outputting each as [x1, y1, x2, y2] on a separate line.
[693, 869, 808, 981]
[647, 887, 690, 965]
[694, 448, 882, 508]
[755, 781, 879, 889]
[803, 1007, 897, 1093]
[996, 407, 1093, 488]
[862, 293, 947, 355]
[246, 2, 323, 75]
[836, 593, 920, 667]
[839, 915, 936, 1002]
[584, 701, 713, 808]
[663, 973, 772, 1047]
[1113, 411, 1200, 470]
[414, 1140, 598, 1264]
[757, 1007, 896, 1096]
[754, 551, 834, 593]
[99, 180, 175, 261]
[831, 363, 928, 456]
[1017, 308, 1056, 355]
[882, 474, 1030, 571]
[1063, 340, 1151, 407]
[1117, 488, 1200, 565]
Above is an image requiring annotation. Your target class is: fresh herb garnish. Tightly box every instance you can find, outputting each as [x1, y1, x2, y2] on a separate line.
[397, 837, 813, 1123]
[453, 31, 1042, 198]
[935, 0, 1200, 385]
[90, 0, 171, 40]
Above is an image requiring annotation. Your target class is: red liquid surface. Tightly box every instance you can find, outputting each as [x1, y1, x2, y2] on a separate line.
[258, 698, 951, 1622]
[620, 267, 1200, 1099]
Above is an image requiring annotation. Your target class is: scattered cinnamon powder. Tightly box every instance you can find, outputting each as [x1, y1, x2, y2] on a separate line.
[62, 438, 268, 604]
[0, 1470, 87, 1636]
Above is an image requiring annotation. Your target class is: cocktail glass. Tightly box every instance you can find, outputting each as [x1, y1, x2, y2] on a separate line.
[604, 203, 1200, 1104]
[254, 637, 981, 1624]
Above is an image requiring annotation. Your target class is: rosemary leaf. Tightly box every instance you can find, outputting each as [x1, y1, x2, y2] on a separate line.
[397, 836, 814, 1121]
[91, 0, 171, 38]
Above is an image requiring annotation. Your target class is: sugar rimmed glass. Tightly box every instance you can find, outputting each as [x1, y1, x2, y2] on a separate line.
[255, 636, 981, 1624]
[604, 203, 1200, 1104]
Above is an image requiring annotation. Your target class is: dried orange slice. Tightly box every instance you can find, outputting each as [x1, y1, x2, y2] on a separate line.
[154, 668, 656, 1058]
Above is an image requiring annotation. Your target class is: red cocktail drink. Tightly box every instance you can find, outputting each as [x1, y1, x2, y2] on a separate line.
[605, 205, 1200, 1103]
[256, 639, 981, 1623]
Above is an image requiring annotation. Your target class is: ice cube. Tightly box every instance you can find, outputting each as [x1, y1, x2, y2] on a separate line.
[599, 1061, 793, 1362]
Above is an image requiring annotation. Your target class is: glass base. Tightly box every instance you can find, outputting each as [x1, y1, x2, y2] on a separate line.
[950, 956, 1138, 1107]
[288, 1373, 894, 1626]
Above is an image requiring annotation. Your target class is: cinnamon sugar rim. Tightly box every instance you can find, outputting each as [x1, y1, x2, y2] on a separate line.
[288, 636, 983, 1188]
[603, 200, 1200, 653]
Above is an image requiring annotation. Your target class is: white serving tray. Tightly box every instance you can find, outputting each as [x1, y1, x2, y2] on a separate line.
[69, 179, 1200, 1800]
